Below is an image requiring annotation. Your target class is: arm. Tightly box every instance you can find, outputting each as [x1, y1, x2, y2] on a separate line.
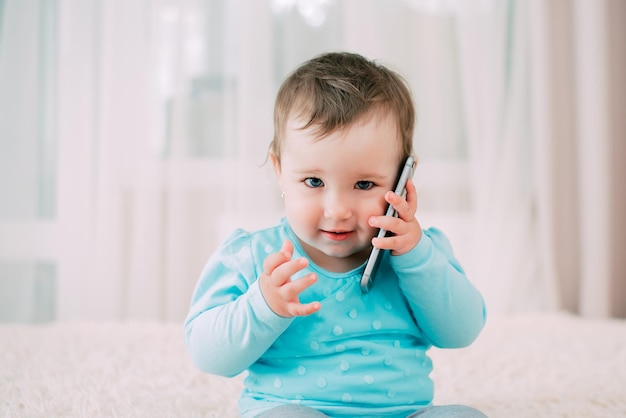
[391, 228, 486, 348]
[183, 230, 293, 377]
[370, 180, 485, 348]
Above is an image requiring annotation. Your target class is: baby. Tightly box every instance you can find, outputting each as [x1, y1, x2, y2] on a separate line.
[184, 52, 486, 418]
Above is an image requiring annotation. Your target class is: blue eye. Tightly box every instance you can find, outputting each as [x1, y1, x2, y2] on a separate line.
[355, 181, 374, 190]
[304, 177, 324, 188]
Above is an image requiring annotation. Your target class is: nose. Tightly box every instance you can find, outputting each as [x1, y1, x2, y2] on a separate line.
[323, 190, 353, 221]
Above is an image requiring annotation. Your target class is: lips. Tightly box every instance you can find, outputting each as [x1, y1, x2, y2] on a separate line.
[322, 230, 353, 241]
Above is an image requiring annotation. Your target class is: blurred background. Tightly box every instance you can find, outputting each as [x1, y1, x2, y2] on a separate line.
[0, 0, 624, 323]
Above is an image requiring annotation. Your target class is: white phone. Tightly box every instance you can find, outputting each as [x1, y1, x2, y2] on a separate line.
[360, 156, 415, 293]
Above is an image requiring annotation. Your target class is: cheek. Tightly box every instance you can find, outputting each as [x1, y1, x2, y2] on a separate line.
[284, 191, 317, 217]
[367, 193, 389, 217]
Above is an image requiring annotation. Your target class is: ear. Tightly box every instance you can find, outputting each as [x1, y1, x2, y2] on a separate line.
[269, 151, 284, 192]
[269, 151, 281, 176]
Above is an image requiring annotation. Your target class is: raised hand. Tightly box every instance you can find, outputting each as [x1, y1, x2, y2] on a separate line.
[368, 179, 422, 256]
[259, 240, 321, 318]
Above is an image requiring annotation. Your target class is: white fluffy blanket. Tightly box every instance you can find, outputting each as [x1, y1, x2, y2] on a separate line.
[1, 313, 625, 417]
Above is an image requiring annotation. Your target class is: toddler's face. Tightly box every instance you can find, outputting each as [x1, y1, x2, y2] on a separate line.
[272, 111, 403, 273]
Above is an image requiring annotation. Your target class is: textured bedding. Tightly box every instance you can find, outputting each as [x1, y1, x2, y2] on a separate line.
[1, 313, 625, 417]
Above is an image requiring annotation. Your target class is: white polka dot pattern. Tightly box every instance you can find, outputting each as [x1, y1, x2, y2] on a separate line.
[244, 273, 435, 411]
[215, 221, 471, 415]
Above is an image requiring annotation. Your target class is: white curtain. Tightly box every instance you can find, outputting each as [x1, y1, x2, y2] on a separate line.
[528, 0, 626, 317]
[453, 0, 625, 317]
[1, 0, 624, 322]
[55, 0, 281, 320]
[454, 0, 549, 314]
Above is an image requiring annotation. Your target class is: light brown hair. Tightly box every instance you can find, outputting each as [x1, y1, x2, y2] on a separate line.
[270, 52, 415, 165]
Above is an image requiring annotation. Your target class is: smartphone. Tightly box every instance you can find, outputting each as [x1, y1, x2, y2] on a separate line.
[360, 156, 415, 293]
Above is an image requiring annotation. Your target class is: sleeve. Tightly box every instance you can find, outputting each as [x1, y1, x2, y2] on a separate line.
[390, 227, 487, 349]
[183, 229, 294, 377]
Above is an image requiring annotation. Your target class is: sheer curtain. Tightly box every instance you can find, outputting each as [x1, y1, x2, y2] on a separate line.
[453, 1, 535, 314]
[55, 0, 281, 320]
[527, 0, 626, 318]
[454, 0, 625, 317]
[1, 0, 623, 322]
[16, 0, 482, 322]
[0, 0, 58, 322]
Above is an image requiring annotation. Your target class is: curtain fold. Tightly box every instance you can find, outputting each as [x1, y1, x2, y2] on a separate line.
[58, 0, 280, 320]
[454, 0, 557, 314]
[605, 0, 626, 318]
[528, 0, 625, 318]
[573, 0, 626, 317]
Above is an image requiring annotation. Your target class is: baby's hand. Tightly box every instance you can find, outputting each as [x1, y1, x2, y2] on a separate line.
[259, 240, 321, 318]
[369, 179, 422, 256]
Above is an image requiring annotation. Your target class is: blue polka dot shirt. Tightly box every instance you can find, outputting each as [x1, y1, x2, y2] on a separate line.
[184, 218, 486, 418]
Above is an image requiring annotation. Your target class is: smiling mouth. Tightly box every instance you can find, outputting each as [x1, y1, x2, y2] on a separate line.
[322, 230, 353, 241]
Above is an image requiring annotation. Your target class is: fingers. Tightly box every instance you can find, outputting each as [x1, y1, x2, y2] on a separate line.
[386, 179, 417, 222]
[265, 255, 309, 288]
[369, 180, 422, 255]
[260, 240, 321, 318]
[372, 231, 422, 255]
[370, 195, 415, 235]
[404, 179, 418, 214]
[281, 273, 322, 316]
[371, 228, 412, 251]
[262, 240, 293, 276]
[279, 271, 317, 299]
[287, 300, 321, 317]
